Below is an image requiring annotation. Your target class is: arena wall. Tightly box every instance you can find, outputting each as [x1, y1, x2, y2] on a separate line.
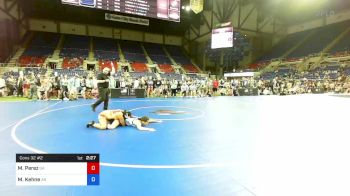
[287, 9, 350, 34]
[164, 35, 182, 46]
[29, 19, 57, 33]
[60, 22, 87, 35]
[28, 18, 182, 46]
[144, 33, 163, 44]
[120, 29, 143, 41]
[88, 25, 113, 38]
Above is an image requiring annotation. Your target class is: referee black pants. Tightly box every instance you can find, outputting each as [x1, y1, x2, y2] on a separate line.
[171, 89, 177, 97]
[93, 88, 110, 110]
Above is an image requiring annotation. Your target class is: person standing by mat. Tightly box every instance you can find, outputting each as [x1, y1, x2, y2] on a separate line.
[91, 65, 115, 112]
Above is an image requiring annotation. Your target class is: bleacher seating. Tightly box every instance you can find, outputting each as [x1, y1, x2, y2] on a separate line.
[22, 48, 51, 58]
[248, 61, 268, 70]
[129, 72, 156, 79]
[94, 37, 119, 60]
[301, 65, 341, 80]
[60, 35, 89, 58]
[62, 57, 84, 69]
[3, 68, 47, 78]
[22, 32, 59, 57]
[158, 64, 175, 73]
[131, 62, 148, 72]
[165, 45, 200, 73]
[95, 51, 119, 60]
[260, 71, 276, 80]
[258, 30, 313, 61]
[19, 32, 60, 66]
[143, 43, 172, 64]
[287, 21, 350, 58]
[12, 33, 206, 75]
[344, 67, 350, 76]
[187, 74, 204, 80]
[124, 53, 147, 63]
[276, 67, 296, 77]
[99, 60, 118, 71]
[258, 64, 342, 80]
[54, 69, 87, 77]
[165, 45, 192, 65]
[330, 30, 350, 54]
[23, 67, 47, 75]
[182, 64, 199, 73]
[260, 67, 296, 80]
[120, 40, 147, 63]
[160, 73, 182, 81]
[3, 71, 19, 78]
[18, 56, 46, 67]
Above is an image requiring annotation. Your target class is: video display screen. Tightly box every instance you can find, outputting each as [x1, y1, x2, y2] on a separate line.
[62, 0, 181, 22]
[211, 26, 234, 49]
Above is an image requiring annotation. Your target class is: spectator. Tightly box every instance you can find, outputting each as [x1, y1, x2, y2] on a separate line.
[181, 82, 189, 97]
[0, 75, 5, 97]
[17, 76, 24, 97]
[133, 78, 140, 89]
[6, 75, 15, 96]
[23, 77, 30, 98]
[85, 75, 94, 99]
[61, 75, 69, 100]
[28, 73, 38, 99]
[68, 74, 79, 100]
[170, 79, 177, 97]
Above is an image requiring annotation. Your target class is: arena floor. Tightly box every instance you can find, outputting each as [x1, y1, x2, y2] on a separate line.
[0, 94, 349, 196]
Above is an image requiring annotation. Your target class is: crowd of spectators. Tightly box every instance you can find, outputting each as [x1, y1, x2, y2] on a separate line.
[0, 71, 98, 100]
[0, 67, 349, 100]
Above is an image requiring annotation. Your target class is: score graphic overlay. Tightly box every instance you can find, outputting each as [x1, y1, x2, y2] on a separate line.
[16, 154, 100, 186]
[61, 0, 181, 22]
[211, 26, 233, 49]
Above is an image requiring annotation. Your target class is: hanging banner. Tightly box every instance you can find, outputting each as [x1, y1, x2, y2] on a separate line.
[105, 13, 149, 26]
[190, 0, 204, 14]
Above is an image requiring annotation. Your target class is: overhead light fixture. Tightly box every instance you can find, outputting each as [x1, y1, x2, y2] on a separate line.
[185, 6, 191, 11]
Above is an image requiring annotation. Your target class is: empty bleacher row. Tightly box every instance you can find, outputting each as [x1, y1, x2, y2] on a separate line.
[330, 29, 350, 55]
[60, 35, 89, 58]
[19, 32, 60, 67]
[23, 32, 59, 57]
[143, 43, 171, 64]
[120, 40, 147, 63]
[256, 20, 350, 69]
[16, 32, 200, 74]
[158, 64, 175, 73]
[258, 29, 314, 62]
[288, 21, 350, 58]
[93, 37, 119, 61]
[59, 35, 89, 69]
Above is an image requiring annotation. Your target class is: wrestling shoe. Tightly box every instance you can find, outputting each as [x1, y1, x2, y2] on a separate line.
[86, 121, 95, 128]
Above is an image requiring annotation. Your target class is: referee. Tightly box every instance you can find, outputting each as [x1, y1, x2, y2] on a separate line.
[91, 66, 115, 112]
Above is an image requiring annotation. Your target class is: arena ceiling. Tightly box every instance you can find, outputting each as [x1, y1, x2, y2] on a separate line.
[15, 0, 350, 37]
[254, 0, 350, 25]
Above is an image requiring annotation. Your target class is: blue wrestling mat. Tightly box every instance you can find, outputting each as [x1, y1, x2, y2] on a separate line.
[1, 95, 349, 196]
